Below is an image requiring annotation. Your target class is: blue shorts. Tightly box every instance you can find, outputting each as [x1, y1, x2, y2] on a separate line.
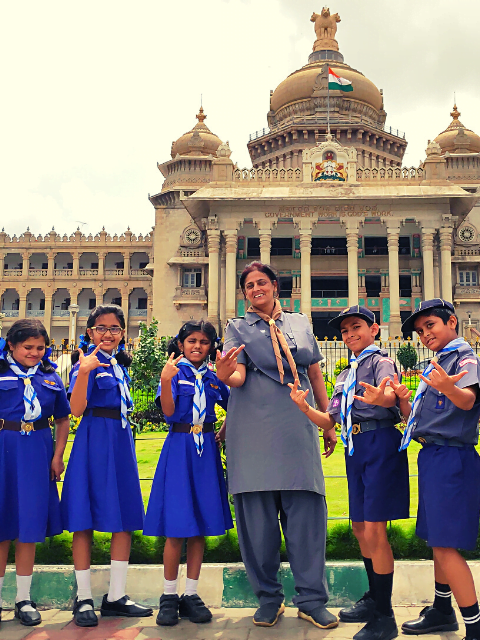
[346, 426, 410, 523]
[416, 444, 480, 550]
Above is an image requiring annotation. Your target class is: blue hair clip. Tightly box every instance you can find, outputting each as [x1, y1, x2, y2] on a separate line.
[0, 337, 6, 361]
[42, 346, 58, 369]
[117, 342, 125, 352]
[78, 334, 90, 351]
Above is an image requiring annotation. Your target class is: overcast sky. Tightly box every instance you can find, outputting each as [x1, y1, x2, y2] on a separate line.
[2, 0, 479, 237]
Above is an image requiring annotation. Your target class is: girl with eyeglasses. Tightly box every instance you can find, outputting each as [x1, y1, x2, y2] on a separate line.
[61, 305, 152, 627]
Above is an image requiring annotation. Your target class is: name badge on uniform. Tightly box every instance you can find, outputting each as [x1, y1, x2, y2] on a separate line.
[332, 398, 340, 407]
[435, 395, 446, 409]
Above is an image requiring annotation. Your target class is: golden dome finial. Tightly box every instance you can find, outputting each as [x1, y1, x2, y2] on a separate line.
[451, 103, 460, 120]
[196, 106, 206, 124]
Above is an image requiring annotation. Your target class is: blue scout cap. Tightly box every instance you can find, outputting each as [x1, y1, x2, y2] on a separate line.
[401, 298, 455, 333]
[328, 305, 376, 331]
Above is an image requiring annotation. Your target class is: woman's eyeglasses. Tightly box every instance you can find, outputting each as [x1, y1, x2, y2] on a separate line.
[92, 326, 123, 335]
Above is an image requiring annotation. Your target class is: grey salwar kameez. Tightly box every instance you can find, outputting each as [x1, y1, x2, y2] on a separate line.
[224, 311, 329, 611]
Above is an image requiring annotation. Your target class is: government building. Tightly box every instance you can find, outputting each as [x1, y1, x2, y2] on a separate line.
[1, 9, 480, 343]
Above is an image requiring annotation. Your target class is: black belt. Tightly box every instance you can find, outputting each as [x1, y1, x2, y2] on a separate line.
[0, 417, 50, 433]
[171, 422, 215, 433]
[351, 419, 397, 435]
[85, 408, 122, 420]
[416, 435, 470, 448]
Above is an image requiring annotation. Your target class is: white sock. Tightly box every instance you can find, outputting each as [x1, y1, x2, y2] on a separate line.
[15, 574, 35, 612]
[75, 569, 93, 612]
[163, 578, 178, 595]
[185, 578, 198, 596]
[107, 560, 131, 603]
[0, 575, 4, 608]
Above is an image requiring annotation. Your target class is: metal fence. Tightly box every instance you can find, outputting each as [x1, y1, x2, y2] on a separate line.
[49, 339, 480, 522]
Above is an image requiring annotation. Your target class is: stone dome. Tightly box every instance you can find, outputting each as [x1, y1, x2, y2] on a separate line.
[434, 104, 480, 154]
[270, 61, 383, 115]
[171, 107, 222, 158]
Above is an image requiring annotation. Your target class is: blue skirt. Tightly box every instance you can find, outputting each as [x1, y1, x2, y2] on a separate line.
[143, 430, 233, 538]
[0, 429, 62, 543]
[61, 415, 144, 533]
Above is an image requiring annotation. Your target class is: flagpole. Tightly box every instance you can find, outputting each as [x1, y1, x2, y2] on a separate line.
[327, 67, 330, 136]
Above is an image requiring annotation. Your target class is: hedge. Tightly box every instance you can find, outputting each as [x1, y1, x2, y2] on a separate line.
[11, 522, 480, 565]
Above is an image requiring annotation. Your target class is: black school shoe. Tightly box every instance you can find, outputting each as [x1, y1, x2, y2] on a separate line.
[100, 594, 153, 617]
[340, 592, 376, 622]
[298, 605, 339, 629]
[14, 600, 42, 626]
[253, 602, 285, 627]
[179, 594, 212, 623]
[353, 611, 398, 640]
[72, 597, 98, 627]
[401, 605, 458, 635]
[156, 594, 180, 626]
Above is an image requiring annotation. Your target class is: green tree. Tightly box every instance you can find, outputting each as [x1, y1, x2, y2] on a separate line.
[130, 319, 170, 392]
[334, 357, 349, 377]
[397, 342, 418, 372]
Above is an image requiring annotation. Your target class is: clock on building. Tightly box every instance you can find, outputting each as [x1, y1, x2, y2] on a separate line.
[458, 225, 476, 243]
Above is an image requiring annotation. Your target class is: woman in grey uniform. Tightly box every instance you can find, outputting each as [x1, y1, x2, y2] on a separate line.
[216, 261, 338, 630]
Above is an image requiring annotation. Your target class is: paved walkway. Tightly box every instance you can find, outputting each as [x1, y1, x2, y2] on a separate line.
[0, 606, 465, 640]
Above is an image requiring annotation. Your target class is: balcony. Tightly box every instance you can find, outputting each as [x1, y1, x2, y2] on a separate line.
[1, 310, 19, 317]
[3, 269, 22, 276]
[52, 310, 70, 317]
[454, 285, 480, 299]
[105, 269, 124, 276]
[29, 269, 48, 277]
[173, 285, 207, 308]
[79, 269, 99, 276]
[26, 310, 45, 317]
[130, 268, 148, 276]
[54, 269, 73, 276]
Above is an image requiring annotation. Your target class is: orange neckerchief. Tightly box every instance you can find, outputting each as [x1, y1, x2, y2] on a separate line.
[247, 298, 299, 385]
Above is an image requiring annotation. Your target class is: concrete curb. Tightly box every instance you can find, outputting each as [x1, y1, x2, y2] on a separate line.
[2, 561, 480, 610]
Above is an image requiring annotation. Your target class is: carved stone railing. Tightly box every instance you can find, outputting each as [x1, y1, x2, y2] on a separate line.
[26, 310, 45, 317]
[2, 310, 19, 317]
[105, 269, 124, 276]
[79, 269, 99, 276]
[180, 249, 206, 258]
[52, 310, 70, 317]
[130, 268, 149, 275]
[454, 286, 480, 297]
[173, 286, 207, 308]
[356, 166, 424, 182]
[454, 248, 480, 256]
[3, 270, 22, 276]
[29, 269, 48, 277]
[54, 269, 73, 276]
[233, 167, 303, 183]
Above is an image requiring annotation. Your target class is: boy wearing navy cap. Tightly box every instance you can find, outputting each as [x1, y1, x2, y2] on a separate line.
[289, 305, 409, 640]
[389, 299, 480, 638]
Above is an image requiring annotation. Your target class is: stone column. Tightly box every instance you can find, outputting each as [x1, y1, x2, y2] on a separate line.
[43, 292, 52, 336]
[0, 252, 4, 275]
[259, 228, 272, 265]
[299, 227, 312, 319]
[68, 304, 79, 345]
[224, 230, 237, 320]
[47, 252, 56, 278]
[121, 289, 130, 339]
[147, 291, 153, 325]
[22, 252, 30, 275]
[98, 252, 106, 277]
[19, 293, 27, 320]
[387, 224, 402, 337]
[207, 229, 221, 329]
[123, 251, 131, 276]
[421, 228, 435, 300]
[72, 251, 79, 278]
[95, 287, 103, 307]
[220, 248, 226, 330]
[346, 222, 359, 306]
[440, 224, 453, 302]
[433, 251, 440, 298]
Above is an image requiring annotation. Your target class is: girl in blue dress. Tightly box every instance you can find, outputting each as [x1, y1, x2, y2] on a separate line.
[143, 320, 233, 627]
[61, 304, 152, 627]
[0, 319, 70, 628]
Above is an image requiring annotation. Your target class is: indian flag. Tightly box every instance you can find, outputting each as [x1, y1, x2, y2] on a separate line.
[328, 68, 353, 92]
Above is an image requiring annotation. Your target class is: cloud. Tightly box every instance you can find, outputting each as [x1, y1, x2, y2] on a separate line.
[1, 0, 479, 236]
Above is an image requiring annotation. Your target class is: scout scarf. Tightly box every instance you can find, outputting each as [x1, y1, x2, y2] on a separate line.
[178, 358, 208, 456]
[400, 337, 473, 450]
[340, 345, 381, 456]
[97, 347, 133, 429]
[6, 353, 42, 433]
[247, 298, 299, 385]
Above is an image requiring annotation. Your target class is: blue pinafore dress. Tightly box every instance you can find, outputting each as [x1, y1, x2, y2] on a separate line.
[0, 364, 70, 543]
[61, 352, 144, 533]
[143, 362, 233, 538]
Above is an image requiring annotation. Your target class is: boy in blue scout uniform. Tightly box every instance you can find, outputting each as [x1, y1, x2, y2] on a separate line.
[289, 305, 409, 640]
[389, 299, 480, 638]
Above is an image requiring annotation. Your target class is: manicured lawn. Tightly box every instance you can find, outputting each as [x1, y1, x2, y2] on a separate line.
[60, 428, 421, 528]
